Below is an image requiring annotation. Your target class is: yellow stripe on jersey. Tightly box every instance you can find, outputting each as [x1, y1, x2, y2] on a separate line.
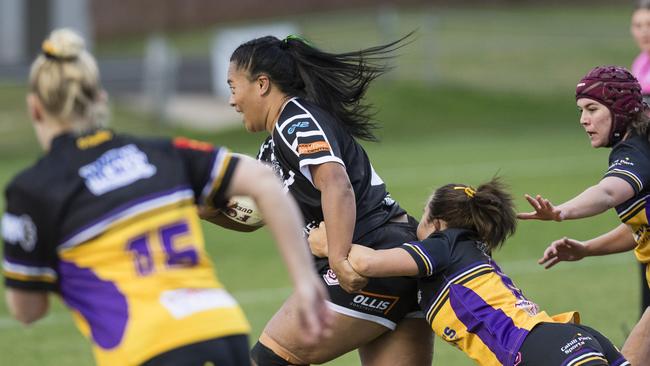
[609, 169, 643, 192]
[620, 198, 647, 223]
[573, 356, 609, 366]
[2, 270, 56, 283]
[205, 152, 233, 207]
[426, 264, 493, 323]
[403, 243, 432, 276]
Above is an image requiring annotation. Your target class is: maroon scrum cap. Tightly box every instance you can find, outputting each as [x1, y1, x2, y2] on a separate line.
[575, 65, 644, 147]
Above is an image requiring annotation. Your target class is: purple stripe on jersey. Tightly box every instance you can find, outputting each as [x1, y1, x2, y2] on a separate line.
[59, 260, 128, 350]
[490, 260, 526, 300]
[60, 184, 191, 244]
[450, 283, 528, 366]
[559, 348, 602, 366]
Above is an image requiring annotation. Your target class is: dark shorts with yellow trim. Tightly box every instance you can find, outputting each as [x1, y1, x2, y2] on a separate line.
[518, 322, 628, 366]
[314, 216, 422, 330]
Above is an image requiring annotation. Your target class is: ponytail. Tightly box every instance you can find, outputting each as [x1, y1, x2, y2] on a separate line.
[230, 32, 414, 141]
[427, 177, 517, 251]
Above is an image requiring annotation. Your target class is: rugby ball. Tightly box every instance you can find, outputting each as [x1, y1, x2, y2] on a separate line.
[220, 195, 264, 227]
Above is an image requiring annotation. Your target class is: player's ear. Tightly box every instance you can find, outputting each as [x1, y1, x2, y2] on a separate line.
[26, 93, 44, 123]
[257, 74, 271, 96]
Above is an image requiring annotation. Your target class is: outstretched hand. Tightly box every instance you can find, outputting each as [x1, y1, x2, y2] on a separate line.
[517, 194, 563, 221]
[538, 237, 587, 269]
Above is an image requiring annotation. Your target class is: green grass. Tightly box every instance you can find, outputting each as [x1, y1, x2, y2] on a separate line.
[0, 80, 637, 365]
[0, 4, 643, 366]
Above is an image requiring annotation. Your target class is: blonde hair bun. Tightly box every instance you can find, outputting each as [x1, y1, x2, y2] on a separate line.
[42, 28, 86, 60]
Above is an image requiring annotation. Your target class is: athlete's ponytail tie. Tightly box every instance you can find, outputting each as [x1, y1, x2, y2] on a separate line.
[42, 39, 78, 61]
[453, 186, 476, 198]
[282, 34, 311, 48]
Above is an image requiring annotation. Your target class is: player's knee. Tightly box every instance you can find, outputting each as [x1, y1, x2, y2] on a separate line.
[251, 341, 307, 366]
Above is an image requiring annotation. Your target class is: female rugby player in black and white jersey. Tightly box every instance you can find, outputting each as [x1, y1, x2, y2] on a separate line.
[518, 65, 650, 365]
[222, 35, 433, 365]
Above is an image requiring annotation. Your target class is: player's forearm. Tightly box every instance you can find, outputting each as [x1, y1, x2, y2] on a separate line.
[320, 181, 356, 264]
[558, 185, 616, 220]
[583, 223, 636, 256]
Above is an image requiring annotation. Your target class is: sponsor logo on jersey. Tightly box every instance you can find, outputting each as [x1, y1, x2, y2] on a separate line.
[2, 213, 37, 252]
[349, 291, 399, 315]
[560, 333, 593, 354]
[79, 144, 157, 195]
[323, 269, 339, 286]
[298, 141, 330, 155]
[609, 157, 635, 169]
[160, 288, 238, 319]
[514, 299, 540, 316]
[287, 121, 310, 134]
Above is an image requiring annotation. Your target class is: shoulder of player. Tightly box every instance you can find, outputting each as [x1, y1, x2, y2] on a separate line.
[276, 99, 336, 138]
[4, 160, 55, 204]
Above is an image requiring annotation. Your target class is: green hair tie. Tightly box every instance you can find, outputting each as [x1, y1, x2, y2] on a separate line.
[284, 34, 311, 46]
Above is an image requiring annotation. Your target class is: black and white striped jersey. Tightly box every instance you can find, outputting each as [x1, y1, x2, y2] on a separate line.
[257, 97, 404, 241]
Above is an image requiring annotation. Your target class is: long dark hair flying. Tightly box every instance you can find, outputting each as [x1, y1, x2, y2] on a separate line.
[230, 33, 414, 141]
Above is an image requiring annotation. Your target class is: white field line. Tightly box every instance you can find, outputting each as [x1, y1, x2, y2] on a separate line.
[0, 253, 635, 329]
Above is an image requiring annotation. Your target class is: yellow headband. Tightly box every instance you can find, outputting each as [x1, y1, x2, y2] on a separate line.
[453, 186, 476, 198]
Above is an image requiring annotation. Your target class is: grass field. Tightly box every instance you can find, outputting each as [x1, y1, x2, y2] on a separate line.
[0, 4, 642, 366]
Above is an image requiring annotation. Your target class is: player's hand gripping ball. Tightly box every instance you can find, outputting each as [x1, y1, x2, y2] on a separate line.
[220, 196, 264, 227]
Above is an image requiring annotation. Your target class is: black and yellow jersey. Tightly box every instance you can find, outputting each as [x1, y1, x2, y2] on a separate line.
[256, 97, 404, 240]
[401, 228, 577, 366]
[605, 133, 650, 263]
[2, 130, 250, 365]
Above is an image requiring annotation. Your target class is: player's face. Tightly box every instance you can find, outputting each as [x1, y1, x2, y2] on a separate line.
[227, 63, 266, 133]
[632, 9, 650, 53]
[577, 98, 612, 148]
[416, 206, 436, 241]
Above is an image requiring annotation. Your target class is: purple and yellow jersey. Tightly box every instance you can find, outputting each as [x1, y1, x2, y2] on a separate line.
[2, 131, 250, 365]
[401, 229, 578, 366]
[604, 134, 650, 264]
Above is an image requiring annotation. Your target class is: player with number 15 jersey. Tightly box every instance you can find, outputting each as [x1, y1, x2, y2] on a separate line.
[2, 131, 250, 365]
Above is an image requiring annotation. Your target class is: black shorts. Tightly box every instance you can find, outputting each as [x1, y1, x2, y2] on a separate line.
[315, 216, 422, 330]
[518, 322, 629, 366]
[141, 334, 251, 366]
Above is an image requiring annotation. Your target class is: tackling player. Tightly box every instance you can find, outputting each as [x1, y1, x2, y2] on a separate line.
[2, 28, 331, 366]
[518, 65, 650, 365]
[310, 178, 629, 366]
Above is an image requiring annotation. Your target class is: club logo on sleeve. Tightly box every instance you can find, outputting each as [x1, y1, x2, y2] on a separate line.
[79, 144, 157, 195]
[298, 141, 330, 155]
[2, 213, 37, 252]
[287, 121, 310, 134]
